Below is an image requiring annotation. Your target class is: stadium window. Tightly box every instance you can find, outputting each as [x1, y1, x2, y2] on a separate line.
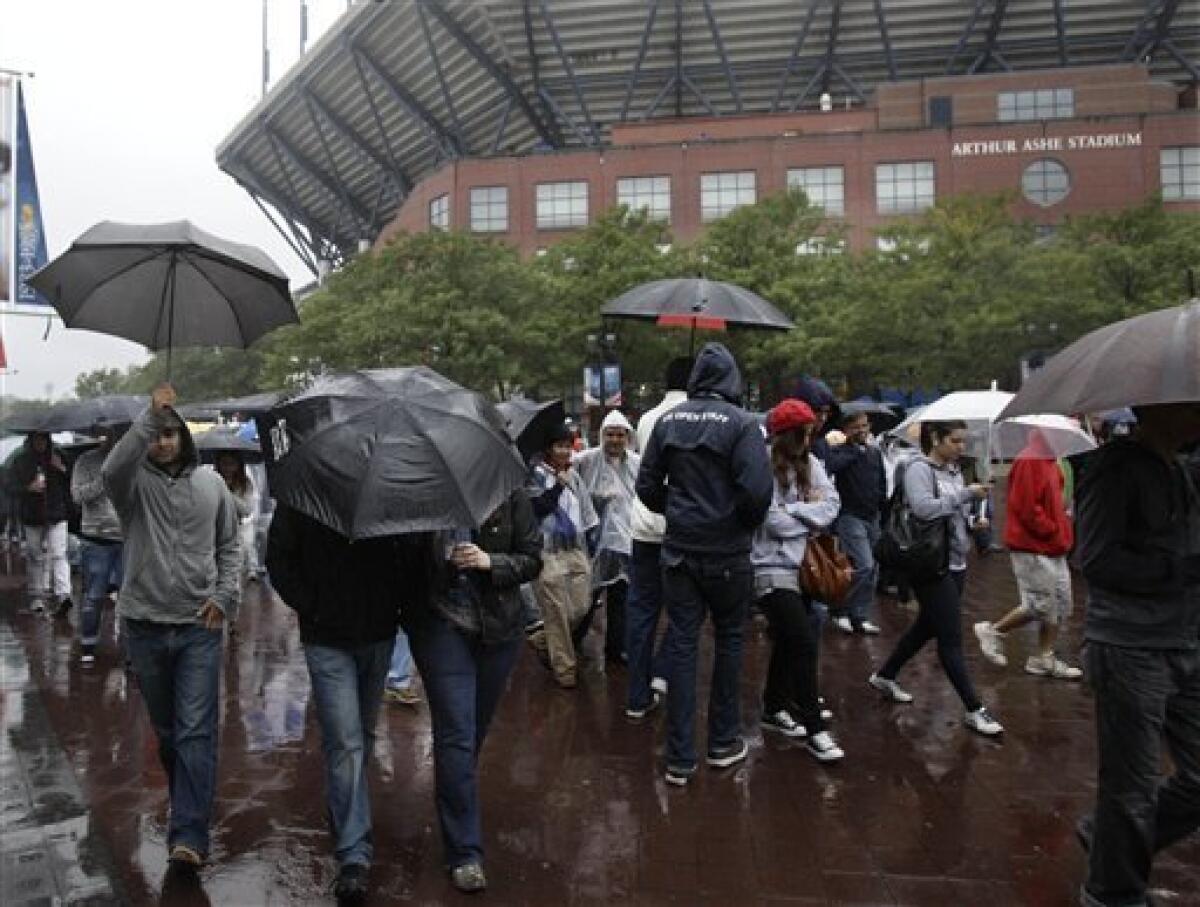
[536, 181, 589, 229]
[701, 171, 756, 222]
[997, 88, 1074, 122]
[1022, 159, 1071, 207]
[875, 161, 935, 214]
[469, 186, 508, 233]
[1161, 147, 1200, 201]
[429, 194, 449, 230]
[616, 176, 671, 223]
[786, 167, 845, 217]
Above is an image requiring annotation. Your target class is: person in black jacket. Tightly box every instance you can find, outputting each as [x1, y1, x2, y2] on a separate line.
[1075, 402, 1200, 907]
[636, 343, 772, 787]
[402, 490, 542, 893]
[7, 431, 73, 615]
[266, 504, 422, 906]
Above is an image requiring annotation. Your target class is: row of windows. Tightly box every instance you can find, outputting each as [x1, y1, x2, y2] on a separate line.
[998, 88, 1075, 123]
[433, 146, 1200, 231]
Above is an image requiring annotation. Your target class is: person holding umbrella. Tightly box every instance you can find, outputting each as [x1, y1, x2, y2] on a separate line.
[70, 422, 125, 665]
[7, 430, 72, 616]
[103, 383, 241, 879]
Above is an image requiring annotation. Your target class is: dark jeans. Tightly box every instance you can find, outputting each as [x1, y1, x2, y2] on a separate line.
[877, 570, 981, 712]
[759, 588, 824, 734]
[304, 638, 392, 868]
[80, 540, 123, 647]
[662, 552, 752, 771]
[574, 578, 628, 661]
[408, 615, 521, 868]
[123, 618, 223, 857]
[1082, 643, 1200, 907]
[625, 541, 675, 712]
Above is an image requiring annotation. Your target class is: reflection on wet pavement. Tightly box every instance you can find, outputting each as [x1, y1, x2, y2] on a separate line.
[2, 554, 1198, 905]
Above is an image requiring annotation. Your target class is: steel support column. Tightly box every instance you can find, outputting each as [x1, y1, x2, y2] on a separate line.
[702, 0, 741, 113]
[620, 0, 660, 121]
[873, 0, 898, 80]
[353, 46, 463, 159]
[538, 0, 599, 144]
[773, 0, 823, 113]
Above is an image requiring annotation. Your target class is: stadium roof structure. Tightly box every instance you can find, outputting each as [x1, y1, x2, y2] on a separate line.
[216, 0, 1200, 274]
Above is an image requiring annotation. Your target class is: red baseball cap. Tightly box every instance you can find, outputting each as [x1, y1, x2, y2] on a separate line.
[766, 398, 817, 437]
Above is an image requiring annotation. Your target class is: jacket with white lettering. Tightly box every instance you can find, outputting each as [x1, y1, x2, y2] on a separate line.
[636, 343, 773, 558]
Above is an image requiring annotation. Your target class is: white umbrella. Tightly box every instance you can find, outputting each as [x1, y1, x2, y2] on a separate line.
[892, 390, 1015, 479]
[991, 414, 1097, 460]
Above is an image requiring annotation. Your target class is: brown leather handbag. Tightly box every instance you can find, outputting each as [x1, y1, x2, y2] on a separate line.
[800, 534, 854, 604]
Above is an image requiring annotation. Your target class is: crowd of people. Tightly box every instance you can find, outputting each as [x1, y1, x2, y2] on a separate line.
[4, 344, 1199, 907]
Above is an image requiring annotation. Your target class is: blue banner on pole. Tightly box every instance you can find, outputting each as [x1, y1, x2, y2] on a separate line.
[14, 82, 48, 308]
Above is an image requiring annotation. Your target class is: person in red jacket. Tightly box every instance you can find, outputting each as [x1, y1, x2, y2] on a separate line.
[973, 428, 1083, 679]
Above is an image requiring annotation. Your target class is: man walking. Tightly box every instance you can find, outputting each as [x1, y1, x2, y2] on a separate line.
[104, 384, 240, 877]
[973, 428, 1081, 679]
[8, 430, 72, 615]
[71, 422, 125, 665]
[637, 343, 772, 786]
[624, 357, 690, 719]
[1075, 402, 1200, 907]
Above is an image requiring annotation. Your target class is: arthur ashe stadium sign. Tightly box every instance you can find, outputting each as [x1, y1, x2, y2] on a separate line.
[951, 132, 1143, 157]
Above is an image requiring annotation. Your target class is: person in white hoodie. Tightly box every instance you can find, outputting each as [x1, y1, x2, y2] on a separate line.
[751, 399, 845, 762]
[624, 357, 690, 720]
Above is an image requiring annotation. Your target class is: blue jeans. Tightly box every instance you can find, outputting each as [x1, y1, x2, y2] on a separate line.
[305, 638, 392, 868]
[407, 615, 521, 868]
[123, 618, 223, 857]
[834, 513, 880, 624]
[625, 541, 675, 712]
[80, 541, 123, 647]
[662, 552, 752, 771]
[1082, 644, 1200, 907]
[387, 630, 414, 690]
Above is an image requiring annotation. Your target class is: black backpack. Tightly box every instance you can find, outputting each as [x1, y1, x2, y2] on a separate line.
[875, 460, 950, 583]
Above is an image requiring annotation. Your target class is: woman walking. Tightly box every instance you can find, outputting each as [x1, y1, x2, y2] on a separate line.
[868, 420, 1004, 737]
[751, 399, 845, 762]
[404, 490, 542, 893]
[214, 451, 259, 584]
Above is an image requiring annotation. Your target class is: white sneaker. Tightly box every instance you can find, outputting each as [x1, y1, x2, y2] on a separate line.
[973, 622, 1008, 667]
[1024, 655, 1082, 680]
[833, 616, 855, 635]
[761, 709, 807, 738]
[858, 621, 882, 635]
[868, 673, 913, 703]
[805, 731, 845, 762]
[650, 676, 668, 696]
[964, 707, 1004, 736]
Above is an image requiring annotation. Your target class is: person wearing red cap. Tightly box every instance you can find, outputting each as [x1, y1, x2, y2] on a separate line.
[750, 399, 845, 762]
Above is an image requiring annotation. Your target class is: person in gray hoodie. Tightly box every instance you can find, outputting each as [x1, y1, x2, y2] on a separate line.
[70, 422, 125, 665]
[103, 383, 240, 877]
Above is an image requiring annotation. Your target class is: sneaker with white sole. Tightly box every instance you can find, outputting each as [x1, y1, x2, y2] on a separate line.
[805, 731, 845, 762]
[650, 676, 668, 696]
[1024, 655, 1082, 680]
[833, 616, 855, 635]
[818, 697, 834, 721]
[856, 621, 882, 635]
[973, 622, 1008, 667]
[664, 763, 695, 787]
[706, 737, 749, 769]
[625, 691, 663, 720]
[964, 707, 1004, 736]
[868, 673, 914, 703]
[760, 710, 806, 738]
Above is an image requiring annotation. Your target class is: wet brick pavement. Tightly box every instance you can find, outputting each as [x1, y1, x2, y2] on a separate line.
[2, 547, 1198, 906]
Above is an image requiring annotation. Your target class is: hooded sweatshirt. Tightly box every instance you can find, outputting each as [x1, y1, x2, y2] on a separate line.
[1004, 430, 1073, 557]
[636, 343, 773, 557]
[71, 446, 123, 543]
[104, 407, 241, 623]
[750, 454, 840, 590]
[7, 438, 72, 527]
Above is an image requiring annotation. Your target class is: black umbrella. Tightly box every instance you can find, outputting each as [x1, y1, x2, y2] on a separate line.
[258, 367, 525, 540]
[29, 220, 297, 376]
[195, 427, 264, 464]
[181, 390, 291, 421]
[3, 394, 146, 433]
[1001, 298, 1200, 419]
[602, 278, 793, 354]
[496, 398, 565, 461]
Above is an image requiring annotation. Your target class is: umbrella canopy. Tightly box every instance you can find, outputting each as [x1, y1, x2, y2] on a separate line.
[602, 279, 793, 352]
[3, 394, 146, 434]
[258, 367, 525, 540]
[992, 415, 1096, 461]
[195, 427, 264, 464]
[1001, 299, 1200, 419]
[496, 398, 566, 461]
[182, 390, 291, 421]
[29, 220, 297, 371]
[841, 397, 897, 417]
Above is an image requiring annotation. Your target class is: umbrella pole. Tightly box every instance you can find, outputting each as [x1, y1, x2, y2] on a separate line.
[689, 319, 696, 357]
[166, 252, 176, 381]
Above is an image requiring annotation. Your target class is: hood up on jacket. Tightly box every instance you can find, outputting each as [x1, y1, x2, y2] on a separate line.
[152, 406, 201, 475]
[1018, 426, 1055, 460]
[793, 376, 840, 420]
[688, 342, 743, 405]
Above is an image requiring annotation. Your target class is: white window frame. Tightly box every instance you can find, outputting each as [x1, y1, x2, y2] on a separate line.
[1022, 159, 1071, 207]
[535, 180, 589, 229]
[875, 161, 936, 215]
[1161, 147, 1200, 201]
[998, 88, 1074, 123]
[616, 175, 671, 223]
[469, 186, 508, 233]
[701, 171, 756, 222]
[786, 166, 845, 217]
[429, 193, 450, 230]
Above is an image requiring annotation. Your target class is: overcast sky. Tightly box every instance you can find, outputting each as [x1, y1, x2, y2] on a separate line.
[0, 0, 349, 400]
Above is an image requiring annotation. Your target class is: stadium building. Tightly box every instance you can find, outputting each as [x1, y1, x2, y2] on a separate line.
[217, 1, 1199, 274]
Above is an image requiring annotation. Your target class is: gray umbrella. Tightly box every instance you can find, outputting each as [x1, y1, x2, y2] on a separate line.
[1000, 298, 1199, 419]
[196, 427, 264, 464]
[602, 278, 793, 353]
[3, 394, 146, 433]
[28, 221, 297, 375]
